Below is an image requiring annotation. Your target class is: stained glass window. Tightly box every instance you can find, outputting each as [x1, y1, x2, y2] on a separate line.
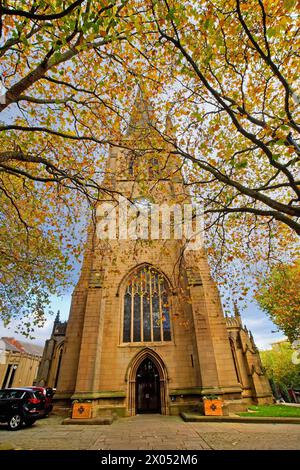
[133, 294, 141, 342]
[162, 292, 171, 341]
[149, 158, 159, 178]
[123, 292, 131, 343]
[143, 296, 151, 341]
[128, 157, 135, 175]
[122, 266, 172, 343]
[152, 293, 161, 341]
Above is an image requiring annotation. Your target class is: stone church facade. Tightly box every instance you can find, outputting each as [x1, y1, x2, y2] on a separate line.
[38, 93, 272, 417]
[35, 311, 67, 389]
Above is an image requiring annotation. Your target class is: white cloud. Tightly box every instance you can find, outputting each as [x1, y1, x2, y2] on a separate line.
[239, 300, 285, 350]
[0, 318, 53, 346]
[0, 294, 71, 346]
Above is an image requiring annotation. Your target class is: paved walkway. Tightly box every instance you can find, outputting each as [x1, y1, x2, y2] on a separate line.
[1, 414, 300, 450]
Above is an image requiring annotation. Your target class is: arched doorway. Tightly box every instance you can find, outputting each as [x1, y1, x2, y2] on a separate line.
[136, 358, 161, 413]
[126, 348, 169, 415]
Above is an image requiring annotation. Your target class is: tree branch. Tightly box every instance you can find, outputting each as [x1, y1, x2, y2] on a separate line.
[0, 0, 84, 21]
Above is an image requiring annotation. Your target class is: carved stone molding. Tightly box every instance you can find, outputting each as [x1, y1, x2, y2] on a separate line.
[186, 267, 203, 286]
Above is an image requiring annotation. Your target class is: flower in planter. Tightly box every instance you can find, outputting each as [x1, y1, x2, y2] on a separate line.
[72, 399, 92, 404]
[202, 394, 219, 400]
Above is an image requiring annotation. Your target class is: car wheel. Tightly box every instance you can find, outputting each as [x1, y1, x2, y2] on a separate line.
[8, 414, 23, 431]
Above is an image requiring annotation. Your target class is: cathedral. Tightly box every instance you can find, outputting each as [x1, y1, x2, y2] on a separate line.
[36, 92, 272, 418]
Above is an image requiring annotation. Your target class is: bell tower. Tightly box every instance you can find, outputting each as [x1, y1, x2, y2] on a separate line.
[53, 90, 272, 417]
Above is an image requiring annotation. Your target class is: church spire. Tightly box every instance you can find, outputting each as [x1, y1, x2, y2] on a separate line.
[233, 301, 240, 318]
[55, 310, 60, 323]
[165, 112, 174, 134]
[233, 300, 242, 327]
[52, 309, 61, 335]
[127, 86, 152, 135]
[164, 111, 177, 147]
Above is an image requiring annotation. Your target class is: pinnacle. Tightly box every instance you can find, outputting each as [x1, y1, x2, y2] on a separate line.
[127, 86, 152, 135]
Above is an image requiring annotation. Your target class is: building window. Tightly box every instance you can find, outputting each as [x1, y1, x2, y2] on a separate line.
[1, 364, 18, 389]
[128, 157, 135, 176]
[54, 346, 63, 389]
[122, 266, 172, 343]
[229, 337, 242, 384]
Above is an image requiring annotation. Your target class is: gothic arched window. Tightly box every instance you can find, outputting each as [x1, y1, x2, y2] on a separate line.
[229, 337, 242, 384]
[149, 157, 159, 178]
[122, 266, 172, 343]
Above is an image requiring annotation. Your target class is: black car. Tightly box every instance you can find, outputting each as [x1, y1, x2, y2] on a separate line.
[0, 388, 46, 430]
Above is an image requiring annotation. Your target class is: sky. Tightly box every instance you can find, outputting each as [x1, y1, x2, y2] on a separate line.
[0, 291, 285, 351]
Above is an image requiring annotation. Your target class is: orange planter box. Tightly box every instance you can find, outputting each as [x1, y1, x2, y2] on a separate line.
[72, 403, 92, 419]
[203, 399, 223, 416]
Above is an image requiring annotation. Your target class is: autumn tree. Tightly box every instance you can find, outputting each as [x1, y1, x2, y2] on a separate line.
[119, 0, 300, 307]
[260, 341, 300, 394]
[139, 0, 300, 232]
[256, 260, 300, 342]
[0, 0, 156, 332]
[1, 0, 299, 331]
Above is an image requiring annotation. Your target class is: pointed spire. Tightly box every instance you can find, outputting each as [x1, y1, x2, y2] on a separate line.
[165, 111, 175, 134]
[233, 300, 242, 326]
[127, 86, 152, 135]
[233, 300, 240, 318]
[55, 310, 60, 323]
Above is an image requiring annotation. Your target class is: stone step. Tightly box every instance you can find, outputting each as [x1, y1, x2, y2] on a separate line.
[62, 417, 113, 425]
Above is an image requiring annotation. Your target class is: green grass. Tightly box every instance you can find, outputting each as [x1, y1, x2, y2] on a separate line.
[238, 405, 300, 418]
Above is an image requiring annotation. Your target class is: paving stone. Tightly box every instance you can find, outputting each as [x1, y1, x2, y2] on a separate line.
[0, 414, 300, 450]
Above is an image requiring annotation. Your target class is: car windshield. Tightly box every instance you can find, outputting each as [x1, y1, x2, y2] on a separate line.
[0, 389, 25, 399]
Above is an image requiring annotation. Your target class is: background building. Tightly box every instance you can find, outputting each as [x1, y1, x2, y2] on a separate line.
[35, 311, 67, 389]
[0, 337, 43, 389]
